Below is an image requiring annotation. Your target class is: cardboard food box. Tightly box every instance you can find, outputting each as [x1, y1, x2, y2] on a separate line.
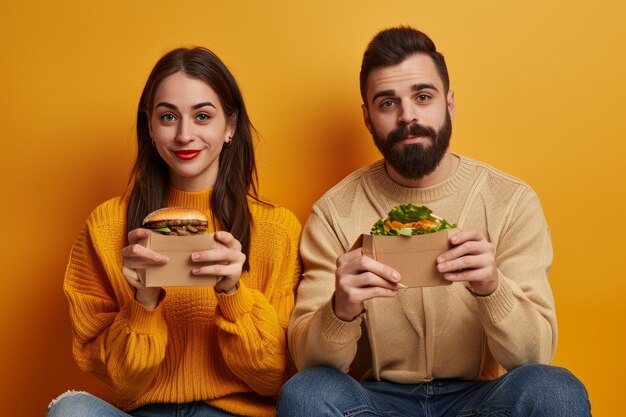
[352, 229, 459, 287]
[137, 232, 225, 287]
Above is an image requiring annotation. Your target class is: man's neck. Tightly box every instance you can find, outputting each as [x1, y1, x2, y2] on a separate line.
[385, 152, 460, 188]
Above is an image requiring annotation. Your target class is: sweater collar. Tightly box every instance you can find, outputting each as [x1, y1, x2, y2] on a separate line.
[365, 154, 476, 203]
[166, 186, 213, 210]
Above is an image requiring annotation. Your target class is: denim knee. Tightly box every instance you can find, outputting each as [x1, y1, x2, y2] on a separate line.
[507, 364, 591, 416]
[278, 367, 361, 416]
[47, 391, 122, 417]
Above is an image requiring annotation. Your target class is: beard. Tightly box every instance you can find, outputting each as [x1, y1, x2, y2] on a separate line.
[372, 112, 452, 179]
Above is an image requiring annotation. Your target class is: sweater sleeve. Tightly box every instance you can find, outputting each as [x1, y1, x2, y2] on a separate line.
[213, 210, 301, 397]
[475, 188, 557, 370]
[288, 205, 364, 372]
[63, 221, 169, 400]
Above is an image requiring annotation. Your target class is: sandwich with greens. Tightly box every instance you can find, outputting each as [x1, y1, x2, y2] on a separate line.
[371, 204, 456, 236]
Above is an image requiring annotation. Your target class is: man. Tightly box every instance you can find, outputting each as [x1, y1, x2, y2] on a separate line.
[277, 27, 590, 416]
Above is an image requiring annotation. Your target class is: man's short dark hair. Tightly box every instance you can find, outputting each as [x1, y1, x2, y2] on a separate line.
[360, 26, 450, 103]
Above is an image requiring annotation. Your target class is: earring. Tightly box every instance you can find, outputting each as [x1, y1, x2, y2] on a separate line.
[151, 137, 156, 147]
[223, 136, 232, 147]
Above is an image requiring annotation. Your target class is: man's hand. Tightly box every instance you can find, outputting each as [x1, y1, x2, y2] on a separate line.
[436, 230, 498, 295]
[334, 248, 402, 321]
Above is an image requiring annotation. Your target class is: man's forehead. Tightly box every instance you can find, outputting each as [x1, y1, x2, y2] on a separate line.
[366, 54, 443, 99]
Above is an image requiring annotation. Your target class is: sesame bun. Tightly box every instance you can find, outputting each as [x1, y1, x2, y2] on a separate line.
[142, 207, 209, 224]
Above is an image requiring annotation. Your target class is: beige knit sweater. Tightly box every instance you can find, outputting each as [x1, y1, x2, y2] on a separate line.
[289, 155, 556, 382]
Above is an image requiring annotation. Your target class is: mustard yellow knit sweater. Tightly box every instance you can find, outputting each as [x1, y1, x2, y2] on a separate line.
[64, 187, 301, 416]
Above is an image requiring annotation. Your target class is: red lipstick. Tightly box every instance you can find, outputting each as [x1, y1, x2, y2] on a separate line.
[174, 150, 201, 160]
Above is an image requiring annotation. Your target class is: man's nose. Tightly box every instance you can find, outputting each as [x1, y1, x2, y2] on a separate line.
[398, 100, 418, 125]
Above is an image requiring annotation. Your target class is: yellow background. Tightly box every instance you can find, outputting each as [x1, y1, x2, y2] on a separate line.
[2, 1, 624, 415]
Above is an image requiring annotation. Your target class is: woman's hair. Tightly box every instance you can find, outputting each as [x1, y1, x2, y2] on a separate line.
[127, 47, 259, 270]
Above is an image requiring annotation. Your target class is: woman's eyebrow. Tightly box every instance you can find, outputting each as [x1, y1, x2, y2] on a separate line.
[192, 102, 216, 110]
[154, 102, 217, 110]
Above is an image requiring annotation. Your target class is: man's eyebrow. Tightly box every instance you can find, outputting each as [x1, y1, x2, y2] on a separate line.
[412, 83, 438, 92]
[372, 89, 396, 102]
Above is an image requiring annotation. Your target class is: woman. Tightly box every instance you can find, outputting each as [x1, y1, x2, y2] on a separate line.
[47, 47, 301, 417]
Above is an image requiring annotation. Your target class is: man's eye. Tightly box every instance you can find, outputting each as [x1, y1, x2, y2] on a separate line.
[160, 113, 176, 122]
[380, 100, 395, 109]
[417, 94, 430, 102]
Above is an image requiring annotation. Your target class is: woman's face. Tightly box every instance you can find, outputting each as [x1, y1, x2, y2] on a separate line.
[148, 72, 234, 191]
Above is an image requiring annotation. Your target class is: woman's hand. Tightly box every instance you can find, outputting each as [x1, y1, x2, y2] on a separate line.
[191, 231, 246, 294]
[121, 228, 169, 309]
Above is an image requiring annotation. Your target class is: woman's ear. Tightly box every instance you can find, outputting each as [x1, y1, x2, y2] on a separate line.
[146, 113, 154, 138]
[226, 114, 237, 141]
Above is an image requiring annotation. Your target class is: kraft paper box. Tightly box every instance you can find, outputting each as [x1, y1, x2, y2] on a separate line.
[352, 229, 459, 287]
[137, 232, 224, 287]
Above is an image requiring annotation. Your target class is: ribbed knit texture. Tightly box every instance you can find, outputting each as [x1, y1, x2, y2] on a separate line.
[289, 155, 557, 383]
[64, 187, 301, 416]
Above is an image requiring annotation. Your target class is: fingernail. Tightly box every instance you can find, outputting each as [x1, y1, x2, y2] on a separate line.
[437, 256, 444, 263]
[191, 268, 200, 275]
[392, 272, 401, 282]
[191, 253, 199, 261]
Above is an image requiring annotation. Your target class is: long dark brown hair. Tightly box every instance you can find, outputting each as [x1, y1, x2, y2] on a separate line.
[127, 47, 260, 270]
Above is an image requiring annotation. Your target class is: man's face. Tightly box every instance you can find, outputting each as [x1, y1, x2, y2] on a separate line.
[362, 53, 455, 179]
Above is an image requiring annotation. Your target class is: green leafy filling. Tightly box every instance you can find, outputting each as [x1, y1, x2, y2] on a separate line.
[370, 204, 456, 236]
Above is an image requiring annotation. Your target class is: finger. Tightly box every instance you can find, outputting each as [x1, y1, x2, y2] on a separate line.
[342, 286, 399, 304]
[442, 268, 477, 282]
[122, 265, 143, 287]
[121, 243, 169, 265]
[191, 248, 246, 265]
[213, 231, 242, 251]
[340, 255, 401, 284]
[438, 238, 492, 264]
[448, 229, 485, 246]
[127, 228, 152, 245]
[192, 262, 243, 278]
[442, 265, 494, 284]
[342, 271, 403, 291]
[336, 248, 365, 267]
[437, 253, 488, 274]
[357, 286, 399, 300]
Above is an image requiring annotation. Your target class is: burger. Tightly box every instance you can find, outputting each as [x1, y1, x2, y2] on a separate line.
[371, 204, 456, 236]
[142, 207, 209, 236]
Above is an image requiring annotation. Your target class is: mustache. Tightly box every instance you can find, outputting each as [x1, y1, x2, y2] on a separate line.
[381, 123, 437, 150]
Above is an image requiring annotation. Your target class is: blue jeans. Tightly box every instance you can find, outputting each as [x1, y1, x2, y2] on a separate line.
[277, 365, 591, 416]
[46, 391, 236, 417]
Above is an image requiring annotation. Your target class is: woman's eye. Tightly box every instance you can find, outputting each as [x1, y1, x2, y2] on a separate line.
[160, 113, 176, 122]
[196, 113, 211, 121]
